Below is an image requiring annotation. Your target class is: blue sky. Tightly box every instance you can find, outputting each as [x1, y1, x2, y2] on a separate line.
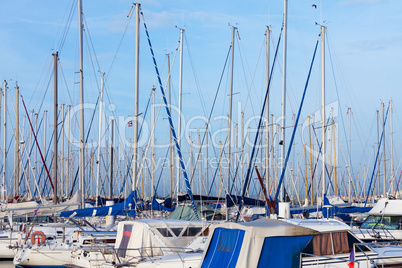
[1, 0, 401, 197]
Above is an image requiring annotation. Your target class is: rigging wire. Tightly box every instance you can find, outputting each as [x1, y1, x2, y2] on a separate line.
[274, 38, 319, 201]
[235, 26, 283, 221]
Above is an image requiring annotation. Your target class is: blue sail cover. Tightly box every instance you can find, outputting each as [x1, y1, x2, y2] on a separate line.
[322, 195, 371, 219]
[151, 198, 174, 212]
[60, 191, 137, 218]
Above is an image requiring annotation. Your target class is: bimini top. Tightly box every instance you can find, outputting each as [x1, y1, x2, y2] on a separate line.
[368, 198, 402, 216]
[200, 218, 318, 268]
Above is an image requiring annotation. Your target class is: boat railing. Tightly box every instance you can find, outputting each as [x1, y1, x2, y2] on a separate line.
[300, 252, 359, 267]
[301, 241, 402, 267]
[102, 246, 201, 266]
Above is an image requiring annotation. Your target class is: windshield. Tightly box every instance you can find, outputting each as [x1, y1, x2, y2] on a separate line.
[361, 215, 402, 230]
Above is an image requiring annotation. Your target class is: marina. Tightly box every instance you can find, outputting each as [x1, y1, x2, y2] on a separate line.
[1, 0, 402, 267]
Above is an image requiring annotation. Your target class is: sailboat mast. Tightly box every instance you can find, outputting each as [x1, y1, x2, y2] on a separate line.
[376, 109, 379, 197]
[34, 113, 38, 189]
[176, 28, 184, 203]
[390, 100, 394, 193]
[265, 27, 270, 197]
[348, 107, 352, 202]
[151, 87, 155, 197]
[53, 52, 58, 204]
[109, 119, 114, 199]
[15, 84, 20, 197]
[240, 111, 244, 189]
[206, 122, 209, 196]
[280, 0, 288, 201]
[133, 3, 140, 193]
[78, 0, 85, 208]
[2, 80, 6, 203]
[167, 53, 174, 199]
[308, 116, 313, 204]
[321, 25, 326, 200]
[96, 72, 104, 206]
[61, 104, 64, 197]
[332, 119, 337, 196]
[226, 26, 236, 221]
[67, 105, 71, 196]
[382, 102, 386, 196]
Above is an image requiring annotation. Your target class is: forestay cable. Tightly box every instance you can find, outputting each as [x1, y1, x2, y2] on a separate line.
[140, 10, 199, 220]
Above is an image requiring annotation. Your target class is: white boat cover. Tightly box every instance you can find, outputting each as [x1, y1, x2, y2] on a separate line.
[115, 219, 209, 260]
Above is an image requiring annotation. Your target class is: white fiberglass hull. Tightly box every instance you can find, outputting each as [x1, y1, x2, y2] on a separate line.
[13, 242, 72, 267]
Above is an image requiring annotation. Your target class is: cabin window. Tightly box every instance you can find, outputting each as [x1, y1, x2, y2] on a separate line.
[171, 228, 183, 237]
[156, 228, 173, 237]
[183, 227, 203, 237]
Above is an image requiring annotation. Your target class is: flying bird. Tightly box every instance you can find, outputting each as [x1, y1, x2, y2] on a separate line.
[312, 4, 317, 8]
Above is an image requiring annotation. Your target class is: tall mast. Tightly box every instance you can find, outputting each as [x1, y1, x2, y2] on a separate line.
[348, 107, 351, 202]
[280, 0, 288, 201]
[219, 141, 222, 195]
[15, 84, 20, 197]
[167, 53, 174, 199]
[151, 87, 155, 197]
[60, 104, 64, 197]
[304, 144, 308, 201]
[308, 116, 313, 204]
[96, 73, 104, 206]
[205, 122, 209, 196]
[132, 3, 140, 193]
[53, 52, 58, 204]
[382, 102, 386, 196]
[332, 119, 337, 196]
[34, 113, 38, 187]
[197, 129, 201, 194]
[265, 27, 270, 198]
[2, 81, 6, 202]
[109, 119, 114, 199]
[78, 0, 85, 208]
[226, 26, 236, 221]
[43, 110, 47, 160]
[321, 26, 326, 200]
[67, 105, 71, 196]
[176, 28, 184, 202]
[390, 100, 394, 194]
[271, 114, 275, 194]
[0, 87, 2, 192]
[376, 109, 380, 197]
[240, 111, 244, 188]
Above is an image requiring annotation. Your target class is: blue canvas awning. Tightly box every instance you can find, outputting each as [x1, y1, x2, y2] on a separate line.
[60, 191, 137, 218]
